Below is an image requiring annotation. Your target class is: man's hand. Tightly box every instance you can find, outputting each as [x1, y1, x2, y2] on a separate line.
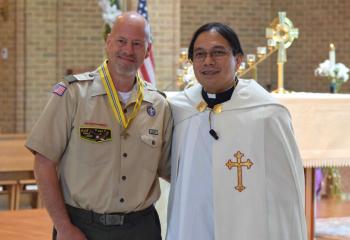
[34, 153, 86, 240]
[56, 224, 87, 240]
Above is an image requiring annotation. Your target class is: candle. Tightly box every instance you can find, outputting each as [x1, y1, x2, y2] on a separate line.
[329, 43, 336, 66]
[247, 54, 256, 66]
[257, 47, 267, 58]
[267, 39, 276, 51]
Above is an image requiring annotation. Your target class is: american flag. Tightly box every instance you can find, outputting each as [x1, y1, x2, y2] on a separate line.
[52, 83, 67, 96]
[137, 0, 156, 86]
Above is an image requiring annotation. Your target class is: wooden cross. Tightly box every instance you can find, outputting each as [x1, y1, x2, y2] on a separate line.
[225, 151, 254, 192]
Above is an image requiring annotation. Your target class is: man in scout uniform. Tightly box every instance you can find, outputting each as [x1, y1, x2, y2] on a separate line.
[166, 22, 307, 240]
[26, 12, 172, 240]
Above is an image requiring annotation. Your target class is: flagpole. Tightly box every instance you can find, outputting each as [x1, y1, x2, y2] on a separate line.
[122, 0, 130, 11]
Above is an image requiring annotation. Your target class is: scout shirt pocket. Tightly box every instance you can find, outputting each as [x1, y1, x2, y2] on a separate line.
[78, 126, 112, 166]
[140, 134, 161, 172]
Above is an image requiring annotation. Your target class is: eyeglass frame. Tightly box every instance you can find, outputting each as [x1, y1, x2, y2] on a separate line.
[114, 36, 148, 50]
[192, 46, 233, 62]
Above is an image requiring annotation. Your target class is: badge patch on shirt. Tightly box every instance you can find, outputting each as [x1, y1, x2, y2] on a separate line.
[80, 127, 112, 143]
[52, 83, 67, 96]
[147, 105, 156, 117]
[149, 129, 159, 135]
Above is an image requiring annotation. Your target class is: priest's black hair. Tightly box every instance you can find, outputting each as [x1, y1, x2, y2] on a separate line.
[188, 22, 244, 61]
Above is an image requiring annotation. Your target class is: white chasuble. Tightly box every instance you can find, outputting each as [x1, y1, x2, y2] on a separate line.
[167, 79, 307, 240]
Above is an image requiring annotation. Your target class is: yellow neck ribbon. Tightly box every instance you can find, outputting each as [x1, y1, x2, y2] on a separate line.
[98, 60, 144, 129]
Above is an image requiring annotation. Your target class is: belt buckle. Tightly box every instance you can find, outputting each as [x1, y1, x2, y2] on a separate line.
[100, 214, 124, 226]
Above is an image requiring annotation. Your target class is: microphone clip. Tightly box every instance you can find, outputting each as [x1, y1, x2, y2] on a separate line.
[209, 129, 219, 140]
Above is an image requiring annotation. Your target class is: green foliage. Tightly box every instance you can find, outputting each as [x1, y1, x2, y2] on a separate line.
[325, 167, 342, 198]
[103, 24, 111, 41]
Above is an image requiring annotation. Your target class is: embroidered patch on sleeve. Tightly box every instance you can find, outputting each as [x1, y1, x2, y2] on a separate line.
[52, 83, 67, 96]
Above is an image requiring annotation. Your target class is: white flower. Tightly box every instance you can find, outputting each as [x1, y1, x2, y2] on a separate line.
[315, 59, 349, 83]
[335, 63, 349, 82]
[98, 0, 122, 28]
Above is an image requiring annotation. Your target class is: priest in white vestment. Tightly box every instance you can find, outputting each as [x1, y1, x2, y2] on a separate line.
[166, 22, 307, 240]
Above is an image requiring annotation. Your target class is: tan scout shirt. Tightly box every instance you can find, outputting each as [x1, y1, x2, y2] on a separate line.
[26, 68, 173, 214]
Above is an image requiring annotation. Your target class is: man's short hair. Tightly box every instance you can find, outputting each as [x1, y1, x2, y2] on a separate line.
[188, 22, 244, 61]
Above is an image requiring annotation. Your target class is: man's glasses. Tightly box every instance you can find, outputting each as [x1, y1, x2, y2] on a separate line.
[193, 47, 232, 62]
[115, 37, 146, 49]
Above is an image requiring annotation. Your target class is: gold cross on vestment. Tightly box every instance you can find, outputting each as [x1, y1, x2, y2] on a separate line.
[225, 151, 254, 192]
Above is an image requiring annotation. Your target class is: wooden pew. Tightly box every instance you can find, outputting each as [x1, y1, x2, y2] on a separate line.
[0, 180, 17, 210]
[0, 134, 34, 181]
[16, 179, 42, 209]
[0, 134, 37, 210]
[0, 209, 52, 240]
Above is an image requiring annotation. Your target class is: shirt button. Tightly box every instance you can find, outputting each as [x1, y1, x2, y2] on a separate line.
[123, 153, 127, 158]
[122, 176, 126, 181]
[120, 198, 124, 203]
[122, 132, 129, 139]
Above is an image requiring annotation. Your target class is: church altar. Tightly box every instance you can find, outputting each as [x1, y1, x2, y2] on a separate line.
[277, 92, 350, 168]
[158, 90, 350, 240]
[276, 92, 350, 240]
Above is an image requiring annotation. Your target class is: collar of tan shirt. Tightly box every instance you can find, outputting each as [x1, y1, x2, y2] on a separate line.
[89, 72, 155, 106]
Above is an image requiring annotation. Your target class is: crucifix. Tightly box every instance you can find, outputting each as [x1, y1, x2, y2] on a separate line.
[266, 12, 299, 93]
[225, 151, 254, 192]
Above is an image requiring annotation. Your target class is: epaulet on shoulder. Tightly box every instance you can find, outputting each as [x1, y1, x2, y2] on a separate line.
[64, 72, 95, 84]
[156, 90, 167, 98]
[144, 83, 167, 99]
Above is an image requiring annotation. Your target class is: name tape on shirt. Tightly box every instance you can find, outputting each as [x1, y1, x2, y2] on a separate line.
[149, 129, 159, 135]
[80, 127, 112, 143]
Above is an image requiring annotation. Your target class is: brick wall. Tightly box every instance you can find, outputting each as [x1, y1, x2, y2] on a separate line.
[180, 0, 350, 93]
[0, 0, 105, 132]
[1, 0, 350, 133]
[24, 0, 59, 131]
[271, 0, 350, 93]
[14, 0, 25, 132]
[57, 1, 105, 78]
[23, 0, 104, 131]
[180, 0, 273, 89]
[0, 0, 16, 133]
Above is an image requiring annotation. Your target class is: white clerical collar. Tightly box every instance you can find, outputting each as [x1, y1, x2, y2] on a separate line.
[207, 93, 216, 99]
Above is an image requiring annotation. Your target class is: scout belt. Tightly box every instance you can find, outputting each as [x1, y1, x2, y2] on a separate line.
[66, 204, 155, 226]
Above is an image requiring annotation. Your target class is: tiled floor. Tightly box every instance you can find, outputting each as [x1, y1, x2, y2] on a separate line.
[317, 198, 350, 240]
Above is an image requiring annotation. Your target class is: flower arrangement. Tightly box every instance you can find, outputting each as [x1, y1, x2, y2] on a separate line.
[98, 0, 122, 41]
[315, 59, 349, 93]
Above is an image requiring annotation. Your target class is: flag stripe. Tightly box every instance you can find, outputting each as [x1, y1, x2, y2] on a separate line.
[149, 50, 155, 69]
[140, 64, 150, 84]
[137, 0, 156, 86]
[142, 58, 155, 83]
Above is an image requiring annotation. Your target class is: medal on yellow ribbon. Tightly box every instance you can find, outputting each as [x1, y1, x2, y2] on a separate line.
[98, 60, 144, 129]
